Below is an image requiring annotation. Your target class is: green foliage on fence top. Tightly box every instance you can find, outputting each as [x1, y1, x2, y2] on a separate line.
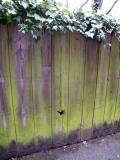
[0, 0, 120, 41]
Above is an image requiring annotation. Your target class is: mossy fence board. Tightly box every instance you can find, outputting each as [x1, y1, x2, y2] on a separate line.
[0, 25, 120, 159]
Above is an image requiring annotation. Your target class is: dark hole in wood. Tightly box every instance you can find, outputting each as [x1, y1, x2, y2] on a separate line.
[57, 110, 65, 116]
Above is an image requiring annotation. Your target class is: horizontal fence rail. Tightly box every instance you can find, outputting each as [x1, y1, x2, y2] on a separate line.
[0, 25, 120, 159]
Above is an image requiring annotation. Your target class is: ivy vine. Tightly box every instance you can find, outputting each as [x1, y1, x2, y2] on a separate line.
[0, 0, 120, 41]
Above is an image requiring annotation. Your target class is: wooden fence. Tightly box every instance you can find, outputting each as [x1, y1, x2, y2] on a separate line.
[0, 25, 120, 159]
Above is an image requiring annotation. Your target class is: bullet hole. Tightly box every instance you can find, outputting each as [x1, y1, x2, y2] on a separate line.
[57, 110, 65, 116]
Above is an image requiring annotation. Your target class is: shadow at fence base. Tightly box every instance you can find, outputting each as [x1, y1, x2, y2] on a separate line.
[0, 138, 52, 160]
[1, 120, 120, 160]
[93, 121, 120, 138]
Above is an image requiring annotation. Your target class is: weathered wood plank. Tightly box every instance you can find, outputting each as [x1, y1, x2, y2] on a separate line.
[51, 32, 64, 146]
[78, 35, 87, 141]
[60, 32, 69, 144]
[111, 37, 120, 131]
[67, 32, 86, 143]
[31, 34, 43, 143]
[0, 48, 9, 147]
[5, 25, 18, 156]
[93, 36, 111, 137]
[109, 36, 120, 123]
[32, 31, 52, 148]
[7, 26, 35, 152]
[0, 25, 9, 147]
[81, 38, 99, 141]
[103, 35, 119, 134]
[1, 26, 16, 150]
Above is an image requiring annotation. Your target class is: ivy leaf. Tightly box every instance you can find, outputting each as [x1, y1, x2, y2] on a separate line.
[46, 11, 51, 16]
[39, 17, 46, 23]
[91, 23, 103, 29]
[34, 14, 41, 21]
[7, 8, 17, 15]
[47, 18, 53, 23]
[67, 25, 73, 31]
[21, 30, 26, 34]
[20, 1, 29, 9]
[13, 16, 21, 23]
[63, 8, 70, 14]
[27, 13, 34, 18]
[49, 13, 57, 18]
[85, 29, 95, 38]
[33, 34, 38, 40]
[52, 25, 58, 31]
[59, 25, 64, 31]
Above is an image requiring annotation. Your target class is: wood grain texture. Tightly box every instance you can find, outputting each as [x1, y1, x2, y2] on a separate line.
[59, 32, 69, 144]
[111, 37, 120, 128]
[51, 32, 64, 146]
[67, 32, 86, 143]
[0, 25, 120, 157]
[81, 38, 99, 140]
[104, 35, 119, 130]
[0, 25, 9, 147]
[93, 36, 111, 136]
[32, 31, 52, 148]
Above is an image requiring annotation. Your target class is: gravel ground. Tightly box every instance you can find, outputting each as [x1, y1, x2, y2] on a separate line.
[12, 133, 120, 160]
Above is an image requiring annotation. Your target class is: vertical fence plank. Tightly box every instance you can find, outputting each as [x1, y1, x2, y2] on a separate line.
[78, 35, 86, 141]
[68, 32, 78, 142]
[81, 38, 99, 141]
[31, 34, 43, 144]
[110, 36, 120, 132]
[60, 32, 69, 144]
[7, 26, 36, 156]
[0, 25, 10, 150]
[6, 25, 18, 157]
[103, 35, 119, 134]
[92, 36, 111, 137]
[32, 31, 52, 149]
[11, 26, 28, 146]
[114, 47, 120, 131]
[52, 32, 64, 146]
[67, 32, 86, 143]
[109, 36, 120, 124]
[42, 32, 52, 148]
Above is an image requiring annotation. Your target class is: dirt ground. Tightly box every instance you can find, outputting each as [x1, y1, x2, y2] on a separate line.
[13, 133, 120, 160]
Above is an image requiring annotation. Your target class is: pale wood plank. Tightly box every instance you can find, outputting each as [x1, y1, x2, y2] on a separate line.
[51, 32, 64, 146]
[67, 32, 86, 143]
[60, 32, 69, 144]
[0, 25, 10, 147]
[81, 38, 99, 140]
[93, 36, 111, 137]
[32, 31, 52, 148]
[111, 36, 120, 131]
[104, 35, 119, 134]
[7, 26, 35, 149]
